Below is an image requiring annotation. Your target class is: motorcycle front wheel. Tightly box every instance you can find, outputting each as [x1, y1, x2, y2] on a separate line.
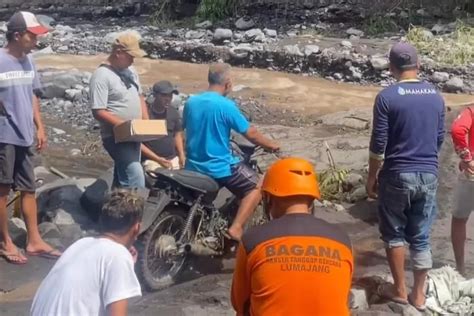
[137, 207, 192, 291]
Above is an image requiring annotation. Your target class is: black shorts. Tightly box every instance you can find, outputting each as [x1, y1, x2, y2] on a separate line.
[217, 162, 259, 198]
[0, 143, 36, 192]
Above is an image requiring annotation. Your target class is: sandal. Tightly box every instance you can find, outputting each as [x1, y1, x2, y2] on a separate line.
[26, 248, 62, 260]
[0, 248, 28, 265]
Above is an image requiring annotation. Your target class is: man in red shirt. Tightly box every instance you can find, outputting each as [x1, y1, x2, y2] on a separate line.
[450, 104, 474, 276]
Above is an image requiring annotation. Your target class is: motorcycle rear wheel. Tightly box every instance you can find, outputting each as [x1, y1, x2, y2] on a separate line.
[137, 207, 192, 291]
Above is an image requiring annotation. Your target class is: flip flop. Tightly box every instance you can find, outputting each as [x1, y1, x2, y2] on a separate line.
[408, 294, 427, 312]
[26, 249, 62, 260]
[377, 283, 409, 305]
[0, 248, 28, 265]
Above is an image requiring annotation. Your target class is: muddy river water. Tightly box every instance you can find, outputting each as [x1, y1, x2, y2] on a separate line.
[36, 54, 473, 113]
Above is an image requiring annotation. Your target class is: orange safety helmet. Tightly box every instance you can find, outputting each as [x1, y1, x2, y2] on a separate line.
[262, 157, 321, 199]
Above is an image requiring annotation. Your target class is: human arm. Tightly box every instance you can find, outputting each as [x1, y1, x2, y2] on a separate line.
[140, 144, 172, 169]
[244, 126, 279, 152]
[226, 103, 279, 152]
[231, 244, 251, 316]
[451, 107, 474, 174]
[437, 100, 446, 152]
[106, 299, 128, 316]
[366, 94, 389, 199]
[140, 95, 149, 120]
[175, 131, 185, 168]
[102, 254, 142, 316]
[33, 95, 47, 152]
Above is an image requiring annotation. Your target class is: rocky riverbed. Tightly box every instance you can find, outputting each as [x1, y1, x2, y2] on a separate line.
[0, 2, 473, 94]
[0, 3, 473, 314]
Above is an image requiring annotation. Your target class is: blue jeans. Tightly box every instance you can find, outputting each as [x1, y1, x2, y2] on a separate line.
[102, 137, 145, 188]
[378, 172, 438, 270]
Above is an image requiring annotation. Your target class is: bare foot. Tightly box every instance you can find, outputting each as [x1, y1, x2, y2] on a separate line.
[0, 241, 28, 264]
[408, 293, 426, 311]
[227, 225, 244, 241]
[377, 283, 408, 305]
[26, 239, 62, 257]
[456, 265, 466, 278]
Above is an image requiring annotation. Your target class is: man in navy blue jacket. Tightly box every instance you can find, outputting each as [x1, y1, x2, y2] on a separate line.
[366, 42, 445, 311]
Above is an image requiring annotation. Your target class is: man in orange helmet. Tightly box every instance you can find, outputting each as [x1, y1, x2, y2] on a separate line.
[231, 158, 354, 316]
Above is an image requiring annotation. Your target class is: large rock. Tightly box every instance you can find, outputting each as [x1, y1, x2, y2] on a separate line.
[244, 29, 265, 42]
[235, 17, 255, 30]
[51, 209, 76, 226]
[284, 45, 304, 57]
[431, 72, 450, 83]
[38, 222, 61, 239]
[444, 77, 465, 92]
[65, 88, 82, 101]
[350, 288, 369, 310]
[40, 70, 85, 99]
[80, 168, 114, 222]
[345, 173, 364, 188]
[59, 224, 85, 243]
[213, 28, 233, 42]
[185, 30, 206, 39]
[37, 178, 96, 227]
[370, 56, 389, 70]
[8, 218, 27, 247]
[304, 45, 320, 56]
[264, 29, 277, 38]
[346, 27, 364, 37]
[36, 15, 55, 29]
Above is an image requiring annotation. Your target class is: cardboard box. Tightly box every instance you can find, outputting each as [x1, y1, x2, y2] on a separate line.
[114, 119, 168, 143]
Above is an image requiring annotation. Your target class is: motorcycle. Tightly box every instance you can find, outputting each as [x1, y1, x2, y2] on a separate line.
[136, 134, 269, 291]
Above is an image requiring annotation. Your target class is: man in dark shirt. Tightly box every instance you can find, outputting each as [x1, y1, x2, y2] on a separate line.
[366, 42, 445, 311]
[141, 81, 185, 170]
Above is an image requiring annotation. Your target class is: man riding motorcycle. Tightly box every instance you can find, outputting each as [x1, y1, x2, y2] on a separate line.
[183, 63, 280, 241]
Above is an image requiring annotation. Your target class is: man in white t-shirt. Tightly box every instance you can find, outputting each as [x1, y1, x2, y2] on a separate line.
[31, 190, 144, 316]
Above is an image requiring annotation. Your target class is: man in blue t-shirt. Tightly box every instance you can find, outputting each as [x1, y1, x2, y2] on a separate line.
[366, 42, 445, 311]
[183, 63, 280, 241]
[0, 12, 61, 264]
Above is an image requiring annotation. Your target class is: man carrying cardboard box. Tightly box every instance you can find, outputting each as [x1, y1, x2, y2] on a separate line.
[89, 30, 148, 188]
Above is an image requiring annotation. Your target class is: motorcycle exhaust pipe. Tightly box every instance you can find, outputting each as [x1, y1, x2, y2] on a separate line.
[183, 243, 221, 256]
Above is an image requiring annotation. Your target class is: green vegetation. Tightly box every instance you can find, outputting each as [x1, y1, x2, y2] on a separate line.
[196, 0, 240, 22]
[363, 15, 399, 36]
[318, 142, 348, 201]
[407, 21, 474, 65]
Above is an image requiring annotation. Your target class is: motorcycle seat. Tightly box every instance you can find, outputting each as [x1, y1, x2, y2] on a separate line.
[150, 169, 220, 195]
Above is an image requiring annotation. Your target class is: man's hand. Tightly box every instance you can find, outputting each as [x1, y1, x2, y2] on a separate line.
[178, 154, 185, 169]
[36, 127, 47, 152]
[366, 175, 378, 199]
[265, 141, 280, 153]
[459, 160, 474, 174]
[157, 158, 172, 169]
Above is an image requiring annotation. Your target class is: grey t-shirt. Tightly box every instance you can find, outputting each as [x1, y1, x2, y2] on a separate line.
[89, 65, 142, 138]
[0, 48, 41, 147]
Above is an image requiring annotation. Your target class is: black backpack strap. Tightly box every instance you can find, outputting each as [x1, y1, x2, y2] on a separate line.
[99, 64, 140, 91]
